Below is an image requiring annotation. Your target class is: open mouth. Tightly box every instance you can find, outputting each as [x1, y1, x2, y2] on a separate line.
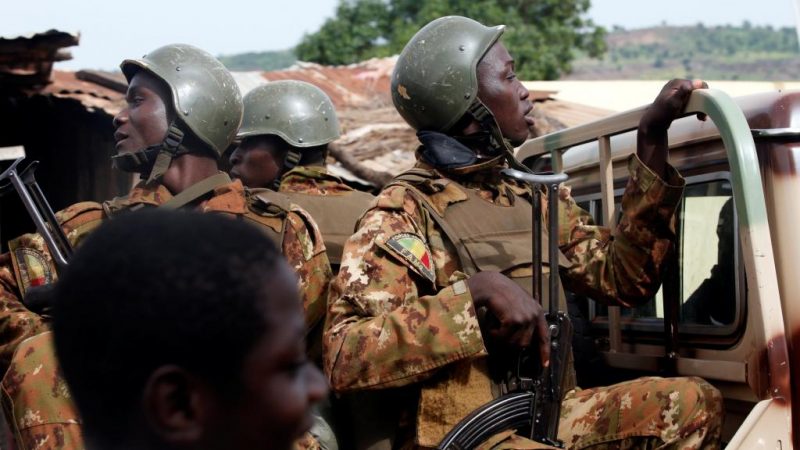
[523, 105, 535, 127]
[524, 111, 535, 127]
[113, 131, 129, 149]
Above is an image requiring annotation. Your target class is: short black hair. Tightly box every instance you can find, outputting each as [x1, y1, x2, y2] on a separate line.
[52, 210, 284, 443]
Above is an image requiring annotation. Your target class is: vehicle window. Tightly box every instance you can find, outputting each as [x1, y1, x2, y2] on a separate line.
[679, 181, 737, 327]
[575, 175, 743, 342]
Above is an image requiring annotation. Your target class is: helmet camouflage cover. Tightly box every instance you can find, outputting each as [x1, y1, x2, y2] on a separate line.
[391, 16, 505, 133]
[238, 80, 340, 148]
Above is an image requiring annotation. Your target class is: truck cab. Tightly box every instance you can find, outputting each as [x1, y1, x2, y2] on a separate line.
[517, 89, 799, 449]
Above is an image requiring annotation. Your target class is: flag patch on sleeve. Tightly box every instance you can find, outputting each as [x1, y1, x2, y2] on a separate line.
[385, 232, 435, 283]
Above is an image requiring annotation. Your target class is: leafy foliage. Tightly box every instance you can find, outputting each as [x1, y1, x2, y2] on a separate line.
[295, 0, 607, 80]
[218, 49, 297, 71]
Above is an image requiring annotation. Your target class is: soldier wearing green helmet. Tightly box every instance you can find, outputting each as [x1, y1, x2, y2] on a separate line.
[230, 80, 374, 271]
[324, 16, 722, 449]
[0, 44, 332, 450]
[112, 43, 244, 184]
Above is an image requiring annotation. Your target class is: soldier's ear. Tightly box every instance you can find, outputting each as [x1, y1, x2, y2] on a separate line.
[141, 365, 212, 445]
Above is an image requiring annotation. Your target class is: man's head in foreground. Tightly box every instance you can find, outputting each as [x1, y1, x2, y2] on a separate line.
[52, 210, 327, 450]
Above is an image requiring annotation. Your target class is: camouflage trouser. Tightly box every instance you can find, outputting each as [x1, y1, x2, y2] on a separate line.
[479, 376, 724, 450]
[1, 332, 84, 450]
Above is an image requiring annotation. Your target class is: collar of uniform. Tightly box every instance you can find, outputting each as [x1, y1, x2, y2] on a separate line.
[202, 178, 248, 214]
[414, 150, 504, 177]
[124, 181, 174, 207]
[414, 158, 522, 206]
[123, 176, 248, 214]
[415, 134, 505, 177]
[279, 165, 354, 195]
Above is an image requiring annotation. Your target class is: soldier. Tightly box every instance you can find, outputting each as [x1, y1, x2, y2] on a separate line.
[230, 80, 375, 272]
[324, 16, 723, 450]
[230, 79, 376, 450]
[0, 44, 331, 449]
[51, 210, 328, 450]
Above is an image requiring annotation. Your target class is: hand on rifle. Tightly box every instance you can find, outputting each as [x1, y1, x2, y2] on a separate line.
[467, 271, 550, 367]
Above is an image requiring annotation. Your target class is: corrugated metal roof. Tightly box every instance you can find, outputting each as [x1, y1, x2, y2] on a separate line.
[0, 29, 124, 116]
[0, 30, 79, 91]
[262, 57, 394, 109]
[231, 71, 267, 95]
[43, 70, 125, 116]
[0, 30, 79, 43]
[254, 59, 624, 187]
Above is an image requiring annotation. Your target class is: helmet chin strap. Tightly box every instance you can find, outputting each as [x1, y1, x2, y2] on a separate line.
[110, 122, 188, 183]
[271, 148, 302, 191]
[111, 146, 161, 174]
[467, 100, 533, 174]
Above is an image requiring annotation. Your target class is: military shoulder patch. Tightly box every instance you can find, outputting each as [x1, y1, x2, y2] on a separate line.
[9, 244, 55, 296]
[384, 232, 435, 283]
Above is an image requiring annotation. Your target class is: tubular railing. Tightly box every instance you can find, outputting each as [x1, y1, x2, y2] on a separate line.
[516, 90, 790, 402]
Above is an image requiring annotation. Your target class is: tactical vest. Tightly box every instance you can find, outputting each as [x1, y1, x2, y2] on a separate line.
[244, 188, 294, 249]
[390, 168, 568, 305]
[390, 169, 575, 448]
[282, 189, 374, 267]
[102, 178, 291, 249]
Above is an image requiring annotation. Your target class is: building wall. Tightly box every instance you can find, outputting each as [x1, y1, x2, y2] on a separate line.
[0, 92, 132, 250]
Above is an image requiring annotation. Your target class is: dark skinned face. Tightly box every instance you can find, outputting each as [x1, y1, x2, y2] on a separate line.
[113, 71, 172, 155]
[229, 136, 284, 188]
[476, 42, 533, 147]
[208, 263, 328, 450]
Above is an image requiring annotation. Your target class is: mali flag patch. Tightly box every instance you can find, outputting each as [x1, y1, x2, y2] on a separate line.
[385, 232, 436, 283]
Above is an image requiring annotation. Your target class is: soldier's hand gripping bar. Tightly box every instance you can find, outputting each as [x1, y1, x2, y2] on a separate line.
[0, 152, 73, 273]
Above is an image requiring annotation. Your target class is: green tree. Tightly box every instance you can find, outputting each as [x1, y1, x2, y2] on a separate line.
[295, 0, 607, 80]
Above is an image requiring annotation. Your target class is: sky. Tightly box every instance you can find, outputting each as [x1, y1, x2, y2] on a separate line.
[2, 0, 798, 71]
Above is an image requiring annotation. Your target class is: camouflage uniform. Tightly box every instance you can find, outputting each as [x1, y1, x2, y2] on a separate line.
[0, 176, 332, 450]
[278, 165, 373, 450]
[278, 165, 375, 271]
[280, 166, 350, 195]
[324, 155, 723, 449]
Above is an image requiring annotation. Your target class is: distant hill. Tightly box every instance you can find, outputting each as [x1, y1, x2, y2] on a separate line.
[218, 49, 296, 71]
[566, 24, 800, 80]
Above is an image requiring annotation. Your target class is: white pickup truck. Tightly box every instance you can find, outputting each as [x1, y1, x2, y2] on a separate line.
[517, 89, 799, 449]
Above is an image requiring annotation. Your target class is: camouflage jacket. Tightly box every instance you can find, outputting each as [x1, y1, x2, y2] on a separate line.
[0, 176, 331, 370]
[323, 154, 685, 447]
[0, 176, 331, 450]
[104, 177, 332, 332]
[279, 165, 358, 196]
[278, 166, 375, 270]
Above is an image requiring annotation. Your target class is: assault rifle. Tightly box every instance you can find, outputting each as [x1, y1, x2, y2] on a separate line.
[438, 170, 573, 450]
[0, 148, 73, 311]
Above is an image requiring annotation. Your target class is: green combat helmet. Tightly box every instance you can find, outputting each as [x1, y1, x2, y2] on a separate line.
[113, 43, 244, 183]
[391, 16, 530, 171]
[237, 80, 340, 188]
